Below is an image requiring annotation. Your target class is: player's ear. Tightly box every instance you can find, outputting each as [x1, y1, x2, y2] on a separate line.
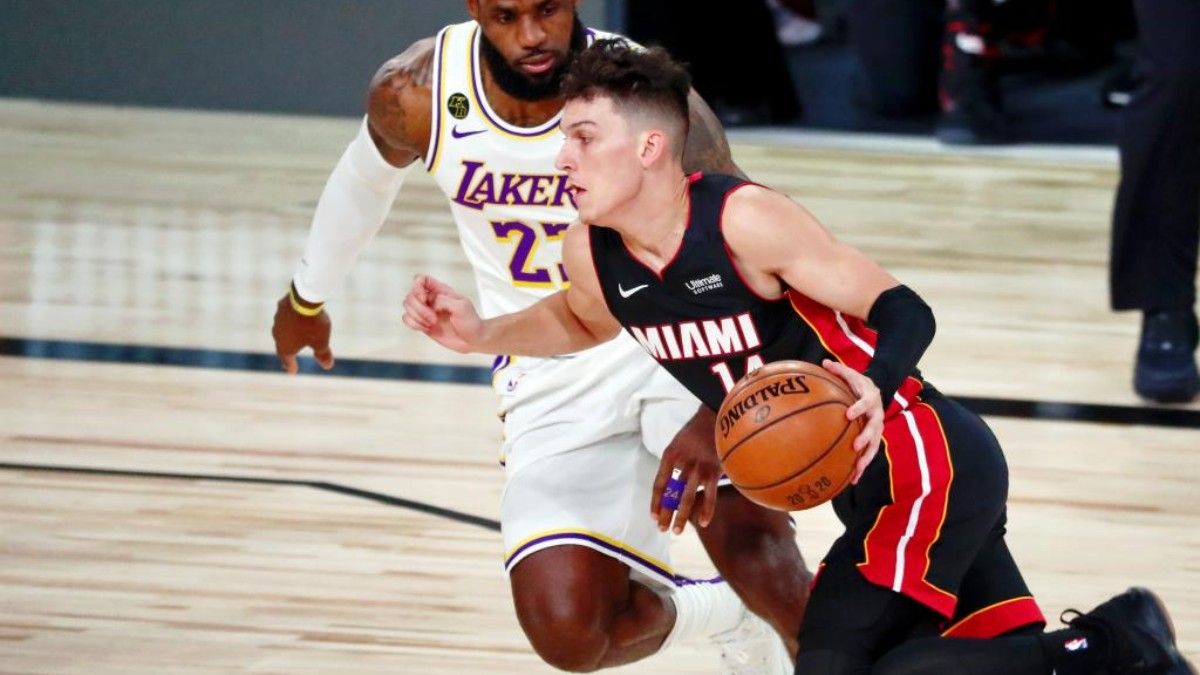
[639, 129, 667, 168]
[466, 0, 481, 21]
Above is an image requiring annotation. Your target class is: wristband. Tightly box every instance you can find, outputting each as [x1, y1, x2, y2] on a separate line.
[289, 286, 325, 317]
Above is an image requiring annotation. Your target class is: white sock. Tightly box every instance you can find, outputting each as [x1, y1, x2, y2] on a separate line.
[659, 579, 746, 651]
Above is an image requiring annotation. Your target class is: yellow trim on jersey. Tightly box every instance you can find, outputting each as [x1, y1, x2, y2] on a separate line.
[494, 225, 558, 290]
[504, 527, 675, 578]
[541, 222, 569, 240]
[466, 25, 563, 142]
[856, 434, 894, 572]
[542, 222, 571, 288]
[425, 27, 453, 175]
[915, 401, 958, 603]
[940, 596, 1039, 637]
[491, 355, 519, 389]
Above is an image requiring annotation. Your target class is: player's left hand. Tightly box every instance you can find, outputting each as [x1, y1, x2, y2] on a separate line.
[821, 359, 884, 484]
[651, 406, 721, 535]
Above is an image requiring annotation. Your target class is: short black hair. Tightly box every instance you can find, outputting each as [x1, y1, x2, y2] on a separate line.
[561, 39, 691, 157]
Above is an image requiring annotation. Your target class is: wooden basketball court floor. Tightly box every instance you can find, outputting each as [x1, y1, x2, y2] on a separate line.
[1, 99, 1197, 673]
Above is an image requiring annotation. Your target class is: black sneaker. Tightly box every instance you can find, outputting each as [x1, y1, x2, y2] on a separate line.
[1101, 62, 1138, 109]
[1135, 310, 1200, 404]
[1063, 587, 1196, 674]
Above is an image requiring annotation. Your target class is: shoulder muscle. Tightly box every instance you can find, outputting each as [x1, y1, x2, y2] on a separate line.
[683, 88, 746, 179]
[723, 186, 831, 271]
[366, 37, 436, 167]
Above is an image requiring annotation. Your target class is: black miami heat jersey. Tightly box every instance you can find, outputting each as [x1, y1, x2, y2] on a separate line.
[588, 172, 926, 414]
[590, 174, 1048, 634]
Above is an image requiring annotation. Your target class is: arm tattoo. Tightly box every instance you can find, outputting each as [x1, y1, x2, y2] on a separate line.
[683, 89, 748, 180]
[372, 37, 436, 90]
[367, 37, 436, 163]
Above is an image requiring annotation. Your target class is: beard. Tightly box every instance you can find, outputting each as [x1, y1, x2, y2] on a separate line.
[478, 16, 587, 102]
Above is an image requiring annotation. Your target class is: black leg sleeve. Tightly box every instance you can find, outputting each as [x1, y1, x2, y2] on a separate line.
[871, 627, 1052, 675]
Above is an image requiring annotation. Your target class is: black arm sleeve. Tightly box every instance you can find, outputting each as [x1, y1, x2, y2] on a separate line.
[861, 285, 936, 407]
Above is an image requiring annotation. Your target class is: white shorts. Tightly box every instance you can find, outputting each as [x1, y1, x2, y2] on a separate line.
[493, 333, 700, 588]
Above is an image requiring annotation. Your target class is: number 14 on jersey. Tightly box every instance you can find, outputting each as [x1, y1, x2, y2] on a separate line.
[711, 354, 765, 393]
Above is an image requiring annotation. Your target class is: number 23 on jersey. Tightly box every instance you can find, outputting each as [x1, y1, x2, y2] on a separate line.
[491, 220, 570, 289]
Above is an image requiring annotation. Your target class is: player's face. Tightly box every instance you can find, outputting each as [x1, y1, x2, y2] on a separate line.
[556, 96, 643, 223]
[470, 0, 584, 101]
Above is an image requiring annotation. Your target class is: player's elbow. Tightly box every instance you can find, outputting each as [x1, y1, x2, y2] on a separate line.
[573, 318, 621, 352]
[916, 295, 936, 339]
[869, 285, 935, 336]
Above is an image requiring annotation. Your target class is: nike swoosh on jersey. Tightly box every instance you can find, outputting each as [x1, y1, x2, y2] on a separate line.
[618, 283, 649, 298]
[451, 125, 487, 139]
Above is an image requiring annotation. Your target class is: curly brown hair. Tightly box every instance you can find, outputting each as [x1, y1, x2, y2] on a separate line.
[561, 39, 691, 158]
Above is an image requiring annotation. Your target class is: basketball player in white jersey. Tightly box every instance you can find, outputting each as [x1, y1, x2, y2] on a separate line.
[270, 1, 808, 672]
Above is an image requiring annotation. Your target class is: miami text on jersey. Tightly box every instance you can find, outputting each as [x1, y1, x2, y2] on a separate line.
[628, 313, 762, 362]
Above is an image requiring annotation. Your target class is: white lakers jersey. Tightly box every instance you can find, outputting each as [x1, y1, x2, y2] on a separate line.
[424, 21, 617, 318]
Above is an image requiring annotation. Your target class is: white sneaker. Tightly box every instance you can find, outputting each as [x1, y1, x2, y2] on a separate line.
[710, 609, 792, 675]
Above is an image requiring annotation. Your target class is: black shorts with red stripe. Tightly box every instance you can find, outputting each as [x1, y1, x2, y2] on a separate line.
[799, 389, 1045, 664]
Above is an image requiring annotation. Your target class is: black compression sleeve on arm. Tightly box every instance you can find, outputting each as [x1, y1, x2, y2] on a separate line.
[861, 285, 936, 407]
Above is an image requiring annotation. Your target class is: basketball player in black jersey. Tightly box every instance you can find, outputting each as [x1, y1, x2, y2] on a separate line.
[403, 40, 1194, 675]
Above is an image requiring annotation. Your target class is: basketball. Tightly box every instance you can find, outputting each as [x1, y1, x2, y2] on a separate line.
[714, 360, 863, 511]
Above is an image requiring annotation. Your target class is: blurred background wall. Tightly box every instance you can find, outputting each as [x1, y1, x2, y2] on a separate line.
[0, 0, 1136, 144]
[0, 0, 610, 116]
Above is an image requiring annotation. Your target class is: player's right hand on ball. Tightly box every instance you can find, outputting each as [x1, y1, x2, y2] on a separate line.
[402, 274, 483, 354]
[271, 292, 334, 374]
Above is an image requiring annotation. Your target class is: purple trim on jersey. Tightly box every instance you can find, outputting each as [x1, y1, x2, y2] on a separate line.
[504, 532, 673, 581]
[469, 26, 561, 137]
[424, 27, 451, 172]
[673, 574, 724, 587]
[491, 354, 510, 373]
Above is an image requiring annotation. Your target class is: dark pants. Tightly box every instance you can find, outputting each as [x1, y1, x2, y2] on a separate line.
[1110, 0, 1200, 312]
[845, 0, 1058, 118]
[846, 0, 944, 117]
[794, 393, 1044, 673]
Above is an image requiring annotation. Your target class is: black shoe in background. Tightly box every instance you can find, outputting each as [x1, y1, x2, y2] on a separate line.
[1134, 309, 1200, 403]
[1101, 61, 1138, 109]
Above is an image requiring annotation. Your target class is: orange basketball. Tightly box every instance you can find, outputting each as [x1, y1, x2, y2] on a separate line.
[714, 360, 863, 511]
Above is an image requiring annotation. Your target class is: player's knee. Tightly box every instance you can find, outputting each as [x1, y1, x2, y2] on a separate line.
[514, 593, 610, 671]
[526, 623, 608, 672]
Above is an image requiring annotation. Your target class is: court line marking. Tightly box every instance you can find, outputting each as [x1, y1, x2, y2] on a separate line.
[0, 460, 502, 532]
[4, 336, 1198, 429]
